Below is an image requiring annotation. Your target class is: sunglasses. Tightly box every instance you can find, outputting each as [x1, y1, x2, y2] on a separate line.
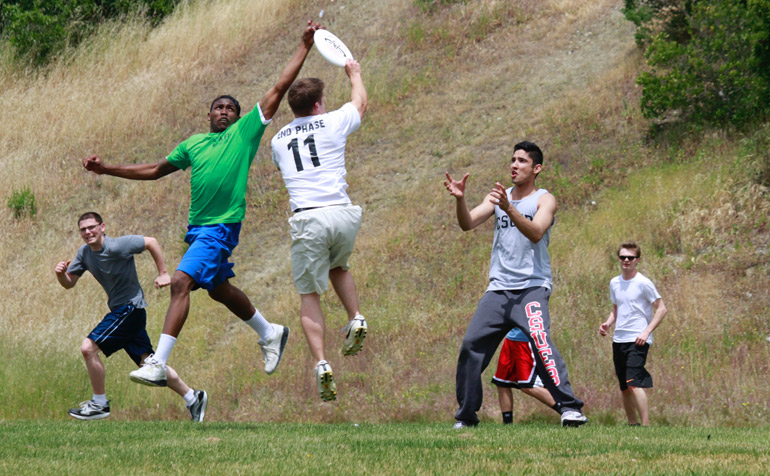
[618, 255, 638, 261]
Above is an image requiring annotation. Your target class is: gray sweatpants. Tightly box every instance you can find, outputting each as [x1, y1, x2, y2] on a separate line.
[455, 287, 584, 425]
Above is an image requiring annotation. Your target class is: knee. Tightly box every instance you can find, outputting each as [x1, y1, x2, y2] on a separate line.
[80, 338, 99, 358]
[170, 273, 194, 298]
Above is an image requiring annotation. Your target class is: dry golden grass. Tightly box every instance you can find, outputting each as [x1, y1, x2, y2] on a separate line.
[1, 0, 768, 425]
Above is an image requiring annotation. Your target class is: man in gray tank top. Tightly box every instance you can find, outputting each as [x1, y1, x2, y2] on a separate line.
[444, 141, 587, 428]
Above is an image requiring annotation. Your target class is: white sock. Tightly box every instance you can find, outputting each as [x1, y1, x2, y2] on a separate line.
[244, 309, 274, 340]
[154, 334, 177, 364]
[183, 389, 196, 407]
[93, 394, 108, 406]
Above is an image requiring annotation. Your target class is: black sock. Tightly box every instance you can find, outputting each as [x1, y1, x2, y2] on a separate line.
[552, 402, 562, 414]
[502, 412, 513, 424]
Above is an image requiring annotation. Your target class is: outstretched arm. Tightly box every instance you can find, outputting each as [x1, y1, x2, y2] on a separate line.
[259, 20, 322, 121]
[54, 259, 79, 289]
[345, 59, 367, 118]
[144, 237, 171, 288]
[83, 155, 179, 180]
[444, 172, 494, 231]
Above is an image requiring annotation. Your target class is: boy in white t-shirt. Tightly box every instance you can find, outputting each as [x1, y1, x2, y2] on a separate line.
[599, 241, 667, 426]
[270, 59, 367, 402]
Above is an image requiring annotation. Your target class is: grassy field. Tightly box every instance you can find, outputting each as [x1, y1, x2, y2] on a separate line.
[2, 421, 769, 475]
[0, 0, 768, 430]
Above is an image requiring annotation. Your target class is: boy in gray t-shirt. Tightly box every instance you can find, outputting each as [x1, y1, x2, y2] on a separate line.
[55, 212, 208, 421]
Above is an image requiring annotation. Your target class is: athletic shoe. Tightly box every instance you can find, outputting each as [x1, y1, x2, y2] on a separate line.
[452, 421, 477, 429]
[188, 389, 208, 423]
[259, 324, 290, 375]
[341, 316, 367, 356]
[561, 410, 588, 427]
[68, 400, 110, 420]
[315, 360, 337, 402]
[129, 354, 168, 387]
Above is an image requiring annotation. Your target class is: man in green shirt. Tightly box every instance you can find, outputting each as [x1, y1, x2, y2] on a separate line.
[82, 20, 323, 387]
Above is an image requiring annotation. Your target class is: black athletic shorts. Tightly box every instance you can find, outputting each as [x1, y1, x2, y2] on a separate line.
[612, 341, 653, 391]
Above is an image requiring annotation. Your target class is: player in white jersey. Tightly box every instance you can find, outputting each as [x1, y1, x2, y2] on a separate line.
[270, 59, 367, 402]
[600, 241, 667, 426]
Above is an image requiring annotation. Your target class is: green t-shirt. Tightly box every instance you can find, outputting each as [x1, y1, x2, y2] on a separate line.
[166, 104, 270, 225]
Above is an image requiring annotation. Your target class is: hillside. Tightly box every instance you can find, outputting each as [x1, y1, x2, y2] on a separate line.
[1, 0, 768, 425]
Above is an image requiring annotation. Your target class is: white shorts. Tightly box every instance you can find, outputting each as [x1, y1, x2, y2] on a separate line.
[288, 204, 362, 294]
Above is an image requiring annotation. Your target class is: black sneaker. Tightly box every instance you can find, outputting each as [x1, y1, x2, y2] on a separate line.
[68, 400, 111, 420]
[188, 390, 208, 422]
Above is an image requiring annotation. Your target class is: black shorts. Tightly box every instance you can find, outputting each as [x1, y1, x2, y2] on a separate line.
[613, 341, 653, 391]
[88, 304, 153, 365]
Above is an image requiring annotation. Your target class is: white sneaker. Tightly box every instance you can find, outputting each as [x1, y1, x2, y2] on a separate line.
[68, 400, 111, 420]
[315, 360, 337, 402]
[259, 324, 290, 375]
[561, 410, 588, 427]
[341, 316, 367, 356]
[129, 354, 168, 387]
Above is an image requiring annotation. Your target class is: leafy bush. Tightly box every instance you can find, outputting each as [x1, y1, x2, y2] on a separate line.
[0, 0, 179, 66]
[624, 0, 770, 126]
[7, 186, 36, 219]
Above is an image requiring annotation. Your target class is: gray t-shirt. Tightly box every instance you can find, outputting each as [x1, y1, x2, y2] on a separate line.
[67, 235, 147, 310]
[487, 188, 552, 292]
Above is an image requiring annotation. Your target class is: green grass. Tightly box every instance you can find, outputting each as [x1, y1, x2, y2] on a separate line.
[2, 421, 769, 475]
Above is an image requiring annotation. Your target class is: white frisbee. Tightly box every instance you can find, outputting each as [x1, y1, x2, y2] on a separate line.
[314, 29, 353, 68]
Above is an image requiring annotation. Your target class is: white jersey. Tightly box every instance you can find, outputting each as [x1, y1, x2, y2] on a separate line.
[271, 102, 361, 211]
[610, 272, 662, 344]
[487, 188, 552, 292]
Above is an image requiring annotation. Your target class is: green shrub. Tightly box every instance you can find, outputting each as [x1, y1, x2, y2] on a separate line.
[624, 0, 770, 126]
[0, 0, 180, 66]
[7, 186, 36, 219]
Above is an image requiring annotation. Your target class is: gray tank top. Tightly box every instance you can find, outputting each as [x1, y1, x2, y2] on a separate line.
[487, 188, 552, 292]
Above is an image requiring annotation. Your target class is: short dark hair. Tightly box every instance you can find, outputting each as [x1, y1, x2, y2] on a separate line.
[210, 95, 241, 116]
[618, 241, 641, 258]
[288, 78, 324, 116]
[513, 141, 544, 166]
[78, 212, 103, 225]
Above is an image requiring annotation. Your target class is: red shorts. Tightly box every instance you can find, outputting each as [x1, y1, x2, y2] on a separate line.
[491, 338, 543, 388]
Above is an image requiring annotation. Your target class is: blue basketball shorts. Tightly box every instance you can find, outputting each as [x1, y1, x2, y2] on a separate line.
[177, 222, 241, 291]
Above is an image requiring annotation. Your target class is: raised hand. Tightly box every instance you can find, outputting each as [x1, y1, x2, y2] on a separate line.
[444, 172, 469, 198]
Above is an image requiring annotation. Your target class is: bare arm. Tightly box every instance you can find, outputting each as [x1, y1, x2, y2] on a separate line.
[490, 183, 556, 243]
[83, 155, 179, 181]
[599, 304, 617, 336]
[144, 237, 171, 288]
[54, 259, 79, 289]
[444, 172, 495, 230]
[345, 60, 367, 118]
[635, 298, 667, 346]
[259, 20, 321, 121]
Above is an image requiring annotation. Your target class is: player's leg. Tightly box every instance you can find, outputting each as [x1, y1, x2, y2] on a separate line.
[629, 386, 649, 426]
[300, 292, 326, 362]
[621, 388, 640, 425]
[164, 364, 208, 422]
[327, 205, 366, 356]
[622, 343, 653, 426]
[81, 338, 106, 396]
[520, 387, 557, 408]
[71, 306, 138, 419]
[497, 387, 514, 424]
[514, 287, 586, 427]
[331, 268, 367, 356]
[300, 291, 337, 402]
[455, 291, 509, 427]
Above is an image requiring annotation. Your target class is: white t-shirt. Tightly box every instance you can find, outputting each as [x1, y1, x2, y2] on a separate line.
[610, 272, 662, 344]
[270, 102, 361, 211]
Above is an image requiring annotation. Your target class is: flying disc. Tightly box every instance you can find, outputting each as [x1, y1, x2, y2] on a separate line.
[314, 29, 353, 67]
